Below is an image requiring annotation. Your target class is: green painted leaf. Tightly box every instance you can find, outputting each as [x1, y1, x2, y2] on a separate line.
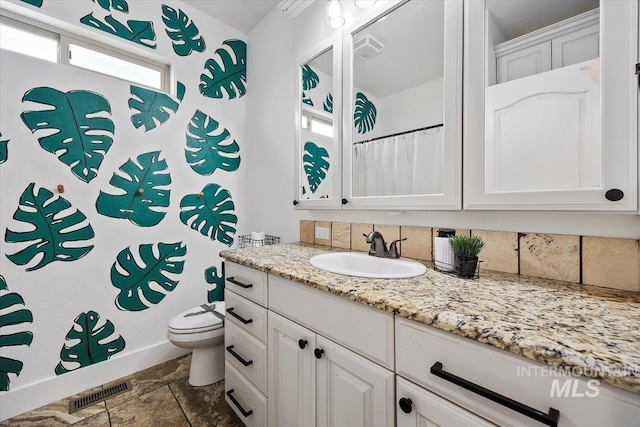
[199, 39, 246, 99]
[20, 87, 114, 183]
[204, 264, 224, 303]
[96, 151, 171, 227]
[129, 82, 185, 132]
[302, 92, 313, 107]
[301, 65, 319, 91]
[0, 132, 9, 164]
[0, 276, 34, 391]
[354, 92, 377, 134]
[19, 0, 42, 7]
[161, 4, 206, 56]
[185, 110, 240, 176]
[323, 93, 333, 114]
[111, 242, 187, 311]
[92, 0, 128, 12]
[5, 183, 95, 271]
[55, 311, 125, 375]
[180, 183, 237, 246]
[80, 13, 156, 49]
[303, 141, 330, 193]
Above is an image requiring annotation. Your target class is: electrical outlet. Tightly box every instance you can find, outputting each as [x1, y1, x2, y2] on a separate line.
[315, 226, 330, 240]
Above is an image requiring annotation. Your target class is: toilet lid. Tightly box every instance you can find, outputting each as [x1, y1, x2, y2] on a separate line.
[169, 302, 225, 331]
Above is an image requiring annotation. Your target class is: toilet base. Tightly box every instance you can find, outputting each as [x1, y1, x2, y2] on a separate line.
[188, 344, 224, 386]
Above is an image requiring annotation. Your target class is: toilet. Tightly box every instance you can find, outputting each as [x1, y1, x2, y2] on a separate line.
[167, 302, 225, 387]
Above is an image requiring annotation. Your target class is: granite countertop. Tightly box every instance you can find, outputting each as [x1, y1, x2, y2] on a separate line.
[220, 243, 640, 395]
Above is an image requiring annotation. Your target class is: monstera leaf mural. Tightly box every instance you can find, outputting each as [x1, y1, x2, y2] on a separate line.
[204, 264, 224, 303]
[5, 183, 95, 271]
[301, 65, 319, 90]
[129, 82, 185, 132]
[185, 110, 240, 175]
[111, 242, 187, 311]
[55, 311, 125, 375]
[0, 276, 33, 391]
[162, 4, 206, 56]
[303, 141, 330, 193]
[200, 39, 246, 99]
[323, 93, 333, 114]
[21, 87, 115, 183]
[80, 13, 156, 49]
[354, 92, 377, 134]
[0, 132, 8, 164]
[302, 92, 313, 107]
[180, 183, 237, 246]
[19, 0, 42, 7]
[96, 151, 171, 227]
[92, 0, 128, 12]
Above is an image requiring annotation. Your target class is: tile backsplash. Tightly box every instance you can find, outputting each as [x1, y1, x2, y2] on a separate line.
[300, 220, 640, 293]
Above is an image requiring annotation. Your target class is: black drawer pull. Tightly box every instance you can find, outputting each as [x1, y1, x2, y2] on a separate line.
[227, 307, 253, 324]
[399, 397, 413, 414]
[226, 389, 253, 417]
[226, 345, 253, 367]
[298, 339, 308, 349]
[227, 277, 253, 289]
[314, 348, 324, 359]
[431, 362, 559, 427]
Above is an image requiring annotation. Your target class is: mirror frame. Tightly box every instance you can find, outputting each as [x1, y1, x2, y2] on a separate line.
[294, 35, 343, 210]
[341, 0, 463, 210]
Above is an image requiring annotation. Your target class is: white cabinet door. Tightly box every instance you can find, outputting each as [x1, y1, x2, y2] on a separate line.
[316, 336, 394, 427]
[396, 377, 496, 427]
[267, 311, 316, 427]
[551, 23, 599, 69]
[497, 41, 551, 84]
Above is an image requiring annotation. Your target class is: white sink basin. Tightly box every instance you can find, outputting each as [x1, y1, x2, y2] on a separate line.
[309, 252, 427, 279]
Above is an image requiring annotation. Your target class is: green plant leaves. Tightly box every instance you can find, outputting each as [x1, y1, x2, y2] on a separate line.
[302, 92, 313, 106]
[0, 132, 8, 164]
[55, 311, 125, 375]
[200, 39, 247, 100]
[92, 0, 128, 12]
[161, 4, 206, 57]
[80, 13, 156, 49]
[205, 264, 224, 303]
[323, 93, 333, 114]
[301, 65, 319, 90]
[185, 110, 240, 176]
[5, 183, 95, 271]
[303, 141, 330, 193]
[354, 92, 377, 134]
[180, 184, 237, 246]
[21, 87, 115, 183]
[0, 276, 33, 391]
[111, 242, 187, 311]
[19, 0, 42, 7]
[129, 82, 185, 132]
[96, 151, 171, 227]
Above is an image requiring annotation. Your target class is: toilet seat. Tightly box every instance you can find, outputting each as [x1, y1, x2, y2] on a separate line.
[168, 302, 225, 334]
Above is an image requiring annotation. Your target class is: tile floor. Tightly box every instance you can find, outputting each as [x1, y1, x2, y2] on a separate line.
[1, 355, 242, 427]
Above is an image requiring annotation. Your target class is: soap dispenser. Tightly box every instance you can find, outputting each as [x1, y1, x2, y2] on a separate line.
[434, 228, 455, 272]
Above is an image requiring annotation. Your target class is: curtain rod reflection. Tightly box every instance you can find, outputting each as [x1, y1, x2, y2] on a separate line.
[354, 123, 443, 144]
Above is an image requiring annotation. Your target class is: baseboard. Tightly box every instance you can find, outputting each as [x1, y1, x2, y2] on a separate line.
[0, 340, 190, 421]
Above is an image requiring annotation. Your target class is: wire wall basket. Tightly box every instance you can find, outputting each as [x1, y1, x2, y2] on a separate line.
[238, 235, 280, 249]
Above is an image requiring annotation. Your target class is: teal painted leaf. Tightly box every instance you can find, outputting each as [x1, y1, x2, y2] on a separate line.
[0, 132, 8, 164]
[354, 92, 377, 134]
[96, 151, 171, 227]
[0, 276, 34, 391]
[204, 264, 224, 303]
[80, 13, 156, 49]
[111, 242, 187, 311]
[55, 311, 125, 375]
[180, 183, 237, 246]
[19, 0, 42, 7]
[185, 110, 240, 175]
[199, 39, 246, 99]
[20, 87, 114, 183]
[129, 82, 185, 132]
[301, 65, 319, 91]
[5, 183, 95, 271]
[323, 93, 333, 114]
[162, 4, 206, 57]
[302, 92, 313, 107]
[303, 141, 330, 193]
[92, 0, 128, 12]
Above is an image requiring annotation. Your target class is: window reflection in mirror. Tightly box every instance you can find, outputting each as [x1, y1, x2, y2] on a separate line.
[300, 48, 333, 200]
[351, 0, 445, 197]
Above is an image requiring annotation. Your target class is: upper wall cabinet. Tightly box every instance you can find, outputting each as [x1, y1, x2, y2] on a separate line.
[464, 0, 638, 211]
[294, 35, 343, 209]
[341, 0, 463, 210]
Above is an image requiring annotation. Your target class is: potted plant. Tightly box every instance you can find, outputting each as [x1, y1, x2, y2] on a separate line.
[448, 235, 485, 278]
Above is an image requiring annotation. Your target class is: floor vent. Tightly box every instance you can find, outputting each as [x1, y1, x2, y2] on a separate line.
[68, 380, 132, 414]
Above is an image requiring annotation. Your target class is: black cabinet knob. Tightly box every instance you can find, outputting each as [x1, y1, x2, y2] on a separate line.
[314, 348, 324, 359]
[298, 339, 308, 349]
[341, 198, 348, 205]
[399, 397, 413, 414]
[293, 200, 299, 206]
[605, 189, 624, 202]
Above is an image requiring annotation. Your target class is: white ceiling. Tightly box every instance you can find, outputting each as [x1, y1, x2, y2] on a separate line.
[181, 0, 280, 34]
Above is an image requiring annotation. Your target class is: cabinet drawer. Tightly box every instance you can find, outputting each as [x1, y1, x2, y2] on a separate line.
[225, 361, 267, 427]
[226, 289, 268, 343]
[225, 262, 268, 307]
[269, 275, 394, 370]
[225, 321, 267, 395]
[396, 317, 640, 427]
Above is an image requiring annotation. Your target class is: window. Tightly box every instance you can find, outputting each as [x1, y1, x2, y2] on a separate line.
[301, 111, 333, 138]
[0, 18, 58, 63]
